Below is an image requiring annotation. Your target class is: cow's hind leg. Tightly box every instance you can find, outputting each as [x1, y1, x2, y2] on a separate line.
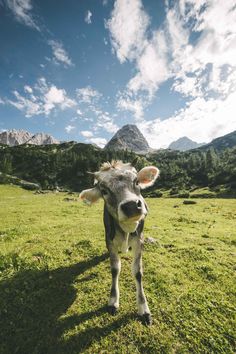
[131, 239, 152, 325]
[108, 251, 121, 315]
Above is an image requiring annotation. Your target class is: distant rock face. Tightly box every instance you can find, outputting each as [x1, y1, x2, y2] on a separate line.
[27, 132, 59, 145]
[105, 124, 150, 153]
[0, 129, 59, 146]
[168, 137, 205, 151]
[199, 130, 236, 151]
[0, 129, 32, 146]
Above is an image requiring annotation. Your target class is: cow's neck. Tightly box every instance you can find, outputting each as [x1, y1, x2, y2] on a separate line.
[103, 204, 144, 246]
[103, 204, 125, 238]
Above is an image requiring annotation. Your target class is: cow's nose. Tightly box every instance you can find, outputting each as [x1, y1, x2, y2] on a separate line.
[121, 200, 142, 218]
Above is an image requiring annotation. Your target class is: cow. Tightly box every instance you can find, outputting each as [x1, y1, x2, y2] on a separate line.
[79, 160, 159, 325]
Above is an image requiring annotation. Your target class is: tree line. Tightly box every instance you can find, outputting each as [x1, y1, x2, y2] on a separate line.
[0, 142, 235, 194]
[148, 147, 236, 193]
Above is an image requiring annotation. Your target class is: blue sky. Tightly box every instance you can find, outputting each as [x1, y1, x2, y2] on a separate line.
[0, 0, 236, 148]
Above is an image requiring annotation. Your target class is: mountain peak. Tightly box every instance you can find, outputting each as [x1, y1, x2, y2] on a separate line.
[105, 124, 150, 153]
[168, 137, 205, 151]
[0, 129, 59, 146]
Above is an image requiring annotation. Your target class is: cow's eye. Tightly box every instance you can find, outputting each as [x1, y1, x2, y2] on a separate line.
[100, 188, 108, 196]
[134, 179, 139, 187]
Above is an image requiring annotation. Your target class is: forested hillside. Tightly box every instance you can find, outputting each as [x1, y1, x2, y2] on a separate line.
[148, 147, 236, 195]
[0, 143, 139, 191]
[0, 142, 235, 195]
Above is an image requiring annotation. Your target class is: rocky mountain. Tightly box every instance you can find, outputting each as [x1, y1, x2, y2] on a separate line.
[198, 130, 236, 151]
[0, 129, 32, 146]
[27, 132, 59, 145]
[0, 129, 59, 146]
[168, 137, 205, 151]
[105, 124, 150, 153]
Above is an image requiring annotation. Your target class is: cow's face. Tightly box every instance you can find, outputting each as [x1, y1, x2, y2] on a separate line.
[80, 161, 159, 233]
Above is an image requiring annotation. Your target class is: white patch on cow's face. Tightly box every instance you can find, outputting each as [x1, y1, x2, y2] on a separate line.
[118, 196, 147, 233]
[119, 215, 145, 233]
[118, 193, 147, 227]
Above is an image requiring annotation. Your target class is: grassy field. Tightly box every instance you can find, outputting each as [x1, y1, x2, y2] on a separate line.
[0, 185, 235, 354]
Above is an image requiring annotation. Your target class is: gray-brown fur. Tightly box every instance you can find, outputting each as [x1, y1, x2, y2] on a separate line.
[80, 160, 160, 325]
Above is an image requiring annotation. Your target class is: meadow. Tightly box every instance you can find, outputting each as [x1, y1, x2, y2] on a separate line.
[0, 185, 235, 353]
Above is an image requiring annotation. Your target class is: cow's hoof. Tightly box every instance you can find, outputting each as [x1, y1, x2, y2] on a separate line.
[107, 306, 118, 315]
[140, 313, 152, 326]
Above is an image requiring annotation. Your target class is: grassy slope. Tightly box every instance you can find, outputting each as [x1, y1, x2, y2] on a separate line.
[0, 185, 235, 354]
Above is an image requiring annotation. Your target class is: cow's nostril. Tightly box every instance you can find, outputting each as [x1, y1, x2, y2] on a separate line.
[121, 200, 142, 218]
[136, 200, 142, 209]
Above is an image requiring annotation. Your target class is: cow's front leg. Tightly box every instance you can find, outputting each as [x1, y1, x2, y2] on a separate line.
[108, 251, 121, 315]
[131, 239, 152, 325]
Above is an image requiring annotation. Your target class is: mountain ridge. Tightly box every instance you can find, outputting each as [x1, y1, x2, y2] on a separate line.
[197, 130, 236, 151]
[1, 127, 236, 153]
[0, 129, 59, 146]
[168, 136, 205, 151]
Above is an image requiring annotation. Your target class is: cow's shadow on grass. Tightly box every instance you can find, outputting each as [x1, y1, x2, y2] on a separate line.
[0, 253, 134, 354]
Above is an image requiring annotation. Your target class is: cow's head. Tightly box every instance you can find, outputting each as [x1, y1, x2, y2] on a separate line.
[80, 160, 159, 233]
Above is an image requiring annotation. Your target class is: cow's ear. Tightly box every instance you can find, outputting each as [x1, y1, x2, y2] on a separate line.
[137, 166, 160, 189]
[79, 187, 102, 205]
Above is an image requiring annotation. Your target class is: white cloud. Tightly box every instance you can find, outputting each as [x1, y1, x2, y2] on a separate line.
[172, 74, 204, 98]
[167, 0, 236, 98]
[65, 125, 75, 133]
[128, 30, 169, 97]
[166, 7, 189, 59]
[117, 95, 145, 120]
[85, 10, 92, 24]
[107, 0, 169, 117]
[91, 108, 103, 116]
[6, 77, 76, 117]
[35, 77, 48, 94]
[106, 0, 149, 63]
[48, 40, 73, 67]
[89, 137, 107, 148]
[45, 56, 51, 62]
[108, 0, 236, 101]
[70, 117, 78, 122]
[24, 85, 33, 94]
[107, 0, 236, 144]
[139, 90, 236, 149]
[4, 80, 114, 131]
[43, 85, 76, 114]
[8, 90, 42, 117]
[0, 97, 5, 104]
[5, 0, 40, 31]
[77, 93, 118, 134]
[99, 120, 118, 133]
[81, 130, 93, 138]
[76, 86, 102, 104]
[95, 114, 119, 133]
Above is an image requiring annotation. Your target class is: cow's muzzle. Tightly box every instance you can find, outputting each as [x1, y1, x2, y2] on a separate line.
[120, 199, 145, 219]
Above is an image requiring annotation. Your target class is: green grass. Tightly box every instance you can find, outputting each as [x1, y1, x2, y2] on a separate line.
[0, 185, 235, 354]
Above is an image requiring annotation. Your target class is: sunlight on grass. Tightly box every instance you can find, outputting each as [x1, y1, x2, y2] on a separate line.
[0, 185, 235, 353]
